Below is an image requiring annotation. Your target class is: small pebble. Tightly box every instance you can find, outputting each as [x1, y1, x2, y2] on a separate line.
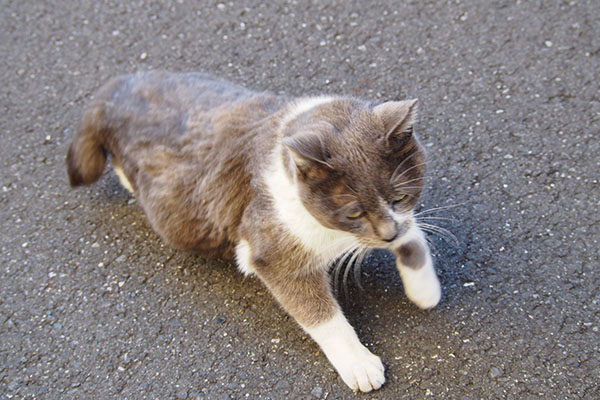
[490, 366, 502, 378]
[310, 386, 323, 398]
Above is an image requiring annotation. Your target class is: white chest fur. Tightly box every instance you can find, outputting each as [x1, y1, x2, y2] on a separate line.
[263, 146, 357, 266]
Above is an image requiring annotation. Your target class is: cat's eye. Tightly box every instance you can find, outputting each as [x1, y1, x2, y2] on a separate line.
[394, 194, 406, 203]
[347, 210, 365, 219]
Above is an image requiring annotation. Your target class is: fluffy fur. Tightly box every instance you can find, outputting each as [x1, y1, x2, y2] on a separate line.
[67, 71, 442, 392]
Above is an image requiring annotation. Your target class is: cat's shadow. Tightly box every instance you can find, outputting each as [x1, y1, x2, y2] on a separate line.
[97, 172, 474, 314]
[94, 173, 476, 337]
[99, 169, 134, 204]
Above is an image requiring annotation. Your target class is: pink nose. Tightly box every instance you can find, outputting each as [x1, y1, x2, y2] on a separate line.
[378, 221, 398, 242]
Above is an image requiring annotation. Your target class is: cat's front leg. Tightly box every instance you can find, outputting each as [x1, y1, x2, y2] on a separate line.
[236, 241, 385, 392]
[392, 226, 441, 309]
[303, 309, 385, 392]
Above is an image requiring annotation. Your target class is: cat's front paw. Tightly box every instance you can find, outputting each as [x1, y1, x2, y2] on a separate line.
[401, 268, 441, 309]
[305, 311, 385, 392]
[332, 344, 385, 392]
[393, 237, 442, 309]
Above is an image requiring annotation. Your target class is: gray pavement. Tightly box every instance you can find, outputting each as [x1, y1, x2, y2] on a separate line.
[1, 0, 599, 399]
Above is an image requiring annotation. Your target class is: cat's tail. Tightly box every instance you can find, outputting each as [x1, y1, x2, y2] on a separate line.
[66, 106, 107, 187]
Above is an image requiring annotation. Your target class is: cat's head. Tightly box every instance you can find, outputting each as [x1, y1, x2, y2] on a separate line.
[283, 98, 425, 248]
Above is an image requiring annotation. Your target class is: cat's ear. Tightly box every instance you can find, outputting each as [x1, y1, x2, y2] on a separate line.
[283, 132, 331, 174]
[373, 99, 418, 143]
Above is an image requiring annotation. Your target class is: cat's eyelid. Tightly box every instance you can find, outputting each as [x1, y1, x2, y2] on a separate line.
[347, 210, 366, 219]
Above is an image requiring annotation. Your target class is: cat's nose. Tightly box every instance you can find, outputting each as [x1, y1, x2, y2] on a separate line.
[378, 221, 399, 242]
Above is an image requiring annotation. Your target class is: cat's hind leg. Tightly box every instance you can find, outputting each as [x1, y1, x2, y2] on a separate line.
[392, 226, 441, 309]
[235, 240, 255, 276]
[113, 161, 134, 193]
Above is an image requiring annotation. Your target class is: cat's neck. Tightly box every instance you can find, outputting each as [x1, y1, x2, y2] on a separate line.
[262, 97, 358, 265]
[263, 147, 357, 264]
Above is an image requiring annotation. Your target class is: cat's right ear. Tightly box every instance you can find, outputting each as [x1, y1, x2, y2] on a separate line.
[373, 99, 418, 144]
[283, 133, 331, 175]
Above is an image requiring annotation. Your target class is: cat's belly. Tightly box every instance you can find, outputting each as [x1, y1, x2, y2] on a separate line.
[131, 160, 243, 259]
[140, 190, 237, 259]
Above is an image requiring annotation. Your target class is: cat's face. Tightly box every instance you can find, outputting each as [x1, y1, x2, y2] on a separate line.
[283, 99, 425, 248]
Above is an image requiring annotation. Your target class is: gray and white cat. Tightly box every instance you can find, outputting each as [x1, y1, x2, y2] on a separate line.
[67, 71, 441, 392]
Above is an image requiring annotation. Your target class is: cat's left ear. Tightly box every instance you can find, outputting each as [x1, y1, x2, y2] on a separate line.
[373, 99, 418, 142]
[282, 132, 331, 175]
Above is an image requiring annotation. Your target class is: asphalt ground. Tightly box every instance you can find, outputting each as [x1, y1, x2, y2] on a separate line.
[1, 0, 599, 399]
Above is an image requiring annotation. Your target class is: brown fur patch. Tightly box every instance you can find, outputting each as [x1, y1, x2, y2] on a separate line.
[395, 240, 426, 269]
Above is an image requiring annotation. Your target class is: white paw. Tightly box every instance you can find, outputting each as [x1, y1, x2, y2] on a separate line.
[303, 311, 385, 392]
[393, 226, 442, 309]
[402, 269, 441, 309]
[333, 344, 386, 392]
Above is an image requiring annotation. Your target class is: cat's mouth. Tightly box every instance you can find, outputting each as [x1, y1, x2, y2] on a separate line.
[356, 235, 406, 250]
[356, 218, 414, 249]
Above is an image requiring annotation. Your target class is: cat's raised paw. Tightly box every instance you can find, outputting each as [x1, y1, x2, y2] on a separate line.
[405, 276, 441, 309]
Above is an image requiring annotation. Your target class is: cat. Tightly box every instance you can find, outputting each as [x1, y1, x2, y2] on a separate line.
[66, 71, 442, 392]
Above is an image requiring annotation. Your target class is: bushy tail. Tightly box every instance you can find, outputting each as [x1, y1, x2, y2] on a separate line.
[66, 106, 107, 187]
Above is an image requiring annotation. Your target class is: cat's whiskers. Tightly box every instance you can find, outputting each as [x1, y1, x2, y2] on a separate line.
[352, 247, 371, 291]
[412, 202, 463, 246]
[342, 245, 369, 296]
[390, 152, 419, 181]
[415, 216, 453, 222]
[332, 244, 360, 293]
[392, 176, 425, 188]
[417, 221, 460, 246]
[413, 201, 467, 217]
[392, 186, 423, 191]
[391, 161, 428, 182]
[344, 183, 360, 196]
[342, 249, 362, 292]
[311, 235, 359, 265]
[423, 229, 439, 255]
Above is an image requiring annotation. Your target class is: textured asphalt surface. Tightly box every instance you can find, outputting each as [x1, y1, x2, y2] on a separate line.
[1, 0, 599, 399]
